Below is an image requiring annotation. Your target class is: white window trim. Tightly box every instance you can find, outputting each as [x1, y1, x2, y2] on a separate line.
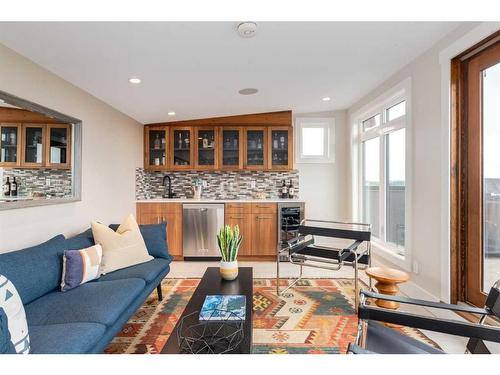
[295, 117, 335, 164]
[351, 77, 413, 271]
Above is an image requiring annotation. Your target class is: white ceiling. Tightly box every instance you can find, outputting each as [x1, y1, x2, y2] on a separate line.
[0, 22, 460, 124]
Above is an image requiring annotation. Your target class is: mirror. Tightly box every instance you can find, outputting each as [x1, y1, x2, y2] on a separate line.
[0, 90, 81, 210]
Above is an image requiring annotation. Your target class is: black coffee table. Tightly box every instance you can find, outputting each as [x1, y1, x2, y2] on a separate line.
[161, 267, 253, 354]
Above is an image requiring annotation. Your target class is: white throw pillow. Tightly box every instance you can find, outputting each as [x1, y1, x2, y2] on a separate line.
[0, 275, 30, 354]
[92, 214, 153, 275]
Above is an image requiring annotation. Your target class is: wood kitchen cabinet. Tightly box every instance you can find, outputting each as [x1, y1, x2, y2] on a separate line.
[224, 202, 277, 258]
[268, 126, 293, 170]
[136, 202, 183, 259]
[0, 123, 72, 169]
[144, 126, 169, 171]
[244, 127, 267, 170]
[45, 124, 71, 169]
[195, 126, 218, 170]
[143, 110, 294, 171]
[170, 127, 194, 170]
[0, 123, 21, 167]
[250, 203, 278, 256]
[224, 213, 252, 256]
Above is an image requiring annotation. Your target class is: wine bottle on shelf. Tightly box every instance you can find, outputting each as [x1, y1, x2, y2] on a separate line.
[3, 177, 11, 197]
[281, 180, 288, 199]
[257, 136, 262, 149]
[273, 133, 279, 149]
[11, 177, 18, 197]
[280, 135, 286, 149]
[161, 136, 166, 148]
[154, 134, 161, 149]
[202, 134, 208, 148]
[210, 135, 215, 148]
[184, 134, 190, 149]
[288, 180, 295, 199]
[178, 133, 183, 149]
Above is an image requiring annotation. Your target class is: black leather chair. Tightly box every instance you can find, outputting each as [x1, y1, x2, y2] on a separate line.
[347, 280, 500, 354]
[277, 219, 371, 309]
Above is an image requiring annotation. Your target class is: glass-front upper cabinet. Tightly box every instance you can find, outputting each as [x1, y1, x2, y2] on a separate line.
[0, 123, 21, 167]
[171, 127, 194, 170]
[195, 127, 217, 170]
[220, 128, 243, 169]
[46, 124, 71, 169]
[145, 127, 168, 170]
[22, 124, 45, 167]
[244, 127, 267, 170]
[269, 127, 292, 170]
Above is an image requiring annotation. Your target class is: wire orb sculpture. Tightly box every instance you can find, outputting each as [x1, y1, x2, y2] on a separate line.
[176, 309, 245, 354]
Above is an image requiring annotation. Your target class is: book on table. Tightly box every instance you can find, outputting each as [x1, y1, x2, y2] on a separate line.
[199, 295, 246, 321]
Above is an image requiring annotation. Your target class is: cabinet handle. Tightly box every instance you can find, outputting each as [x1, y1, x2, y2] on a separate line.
[229, 216, 244, 219]
[256, 216, 271, 220]
[256, 205, 272, 208]
[157, 216, 160, 224]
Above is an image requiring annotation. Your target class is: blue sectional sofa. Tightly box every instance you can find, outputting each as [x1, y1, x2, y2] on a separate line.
[0, 224, 171, 354]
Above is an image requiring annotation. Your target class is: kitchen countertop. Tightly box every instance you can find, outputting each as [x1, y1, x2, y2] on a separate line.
[136, 198, 305, 203]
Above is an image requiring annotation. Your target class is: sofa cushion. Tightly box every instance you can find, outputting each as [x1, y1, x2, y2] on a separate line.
[29, 322, 106, 354]
[25, 278, 146, 327]
[65, 228, 95, 250]
[92, 215, 153, 275]
[97, 258, 170, 283]
[0, 308, 16, 354]
[110, 223, 172, 260]
[0, 275, 30, 353]
[0, 235, 66, 305]
[61, 245, 103, 292]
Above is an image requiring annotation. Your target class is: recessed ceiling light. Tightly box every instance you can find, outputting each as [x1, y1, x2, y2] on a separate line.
[129, 77, 141, 84]
[168, 111, 176, 116]
[322, 97, 331, 102]
[239, 88, 259, 95]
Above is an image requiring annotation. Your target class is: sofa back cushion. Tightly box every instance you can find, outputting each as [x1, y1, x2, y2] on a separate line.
[0, 235, 66, 304]
[109, 222, 171, 260]
[65, 228, 95, 250]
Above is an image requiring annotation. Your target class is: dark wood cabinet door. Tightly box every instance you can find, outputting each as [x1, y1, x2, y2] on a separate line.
[170, 127, 194, 170]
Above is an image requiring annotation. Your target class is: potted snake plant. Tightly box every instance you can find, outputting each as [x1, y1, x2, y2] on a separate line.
[217, 225, 243, 280]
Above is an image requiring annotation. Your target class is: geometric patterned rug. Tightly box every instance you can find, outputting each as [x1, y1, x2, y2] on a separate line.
[104, 278, 439, 354]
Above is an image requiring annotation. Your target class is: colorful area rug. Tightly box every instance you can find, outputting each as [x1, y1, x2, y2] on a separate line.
[104, 278, 438, 354]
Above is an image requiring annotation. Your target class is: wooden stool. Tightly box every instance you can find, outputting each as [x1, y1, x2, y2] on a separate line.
[365, 267, 410, 310]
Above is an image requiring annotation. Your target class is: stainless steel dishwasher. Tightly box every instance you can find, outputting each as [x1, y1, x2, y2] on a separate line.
[182, 203, 224, 260]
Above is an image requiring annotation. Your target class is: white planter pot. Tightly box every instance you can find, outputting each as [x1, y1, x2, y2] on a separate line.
[219, 260, 238, 281]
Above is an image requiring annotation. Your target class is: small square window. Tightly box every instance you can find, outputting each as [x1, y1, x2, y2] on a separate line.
[295, 117, 334, 163]
[301, 127, 324, 156]
[387, 101, 406, 121]
[362, 114, 381, 131]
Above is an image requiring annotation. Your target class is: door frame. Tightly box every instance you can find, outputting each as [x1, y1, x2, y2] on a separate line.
[450, 30, 500, 305]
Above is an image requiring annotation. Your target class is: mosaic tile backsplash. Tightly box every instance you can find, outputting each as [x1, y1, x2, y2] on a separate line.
[136, 168, 299, 200]
[1, 168, 72, 198]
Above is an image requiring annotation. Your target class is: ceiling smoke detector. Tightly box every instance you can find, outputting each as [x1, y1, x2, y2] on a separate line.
[237, 22, 257, 38]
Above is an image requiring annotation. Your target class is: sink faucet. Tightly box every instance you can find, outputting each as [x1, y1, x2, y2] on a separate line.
[162, 175, 174, 198]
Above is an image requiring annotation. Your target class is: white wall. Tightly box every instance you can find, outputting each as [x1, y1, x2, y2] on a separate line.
[347, 23, 484, 299]
[0, 44, 143, 253]
[295, 110, 350, 221]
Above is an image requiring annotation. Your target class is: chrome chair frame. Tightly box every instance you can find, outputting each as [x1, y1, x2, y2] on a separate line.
[349, 279, 500, 354]
[276, 219, 372, 309]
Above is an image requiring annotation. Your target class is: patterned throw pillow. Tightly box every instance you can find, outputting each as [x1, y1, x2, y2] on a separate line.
[61, 245, 103, 292]
[0, 275, 30, 354]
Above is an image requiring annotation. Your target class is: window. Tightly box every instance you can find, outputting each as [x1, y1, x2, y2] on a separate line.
[295, 117, 335, 163]
[353, 78, 411, 262]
